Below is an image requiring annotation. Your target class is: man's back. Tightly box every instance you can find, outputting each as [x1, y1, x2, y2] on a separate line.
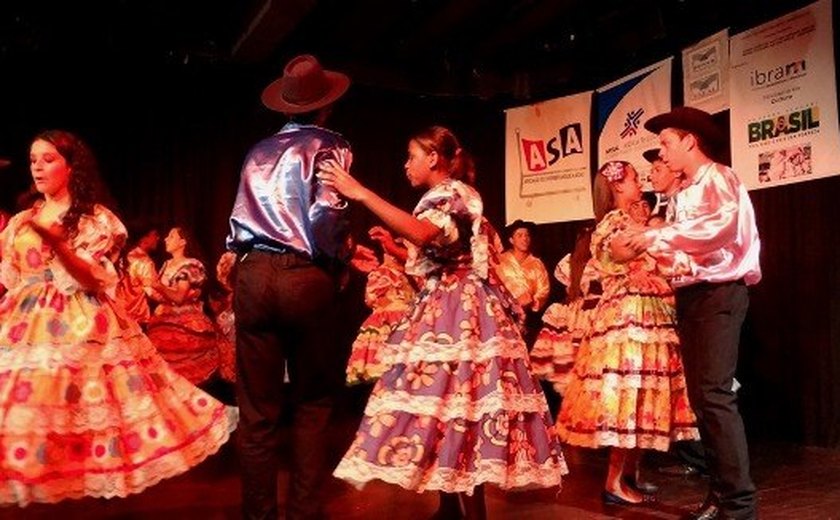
[227, 122, 351, 261]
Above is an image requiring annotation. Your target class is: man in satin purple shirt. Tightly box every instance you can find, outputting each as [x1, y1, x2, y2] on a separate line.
[627, 107, 760, 520]
[226, 54, 352, 520]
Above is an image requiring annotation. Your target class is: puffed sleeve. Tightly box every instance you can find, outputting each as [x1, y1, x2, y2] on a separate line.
[51, 205, 127, 295]
[363, 265, 397, 309]
[554, 254, 572, 286]
[414, 183, 462, 248]
[134, 256, 158, 295]
[0, 211, 28, 290]
[174, 258, 207, 288]
[590, 210, 629, 277]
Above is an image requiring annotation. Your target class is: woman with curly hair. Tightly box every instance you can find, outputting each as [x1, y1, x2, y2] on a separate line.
[0, 130, 233, 506]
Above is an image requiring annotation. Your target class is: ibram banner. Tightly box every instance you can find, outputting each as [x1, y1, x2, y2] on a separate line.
[730, 0, 840, 190]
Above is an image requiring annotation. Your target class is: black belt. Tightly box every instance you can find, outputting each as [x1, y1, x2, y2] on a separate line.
[676, 278, 746, 294]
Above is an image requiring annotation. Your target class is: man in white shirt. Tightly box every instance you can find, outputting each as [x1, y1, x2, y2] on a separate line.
[627, 107, 760, 520]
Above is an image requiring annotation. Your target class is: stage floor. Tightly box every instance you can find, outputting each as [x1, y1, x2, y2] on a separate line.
[3, 404, 840, 519]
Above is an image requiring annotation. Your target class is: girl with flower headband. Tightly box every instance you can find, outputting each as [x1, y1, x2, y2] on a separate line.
[554, 160, 698, 505]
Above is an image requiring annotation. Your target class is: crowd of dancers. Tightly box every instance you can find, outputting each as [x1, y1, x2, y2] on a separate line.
[0, 54, 761, 520]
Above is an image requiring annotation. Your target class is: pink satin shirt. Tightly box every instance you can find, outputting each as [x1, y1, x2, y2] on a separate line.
[645, 162, 761, 288]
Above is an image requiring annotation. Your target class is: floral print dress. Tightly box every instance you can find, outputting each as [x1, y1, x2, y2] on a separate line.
[333, 179, 566, 494]
[530, 255, 601, 395]
[345, 254, 416, 385]
[556, 209, 698, 451]
[0, 204, 232, 506]
[146, 258, 219, 385]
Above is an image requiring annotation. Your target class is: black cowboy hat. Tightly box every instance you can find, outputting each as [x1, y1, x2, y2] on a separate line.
[644, 106, 724, 149]
[505, 219, 537, 238]
[642, 148, 661, 163]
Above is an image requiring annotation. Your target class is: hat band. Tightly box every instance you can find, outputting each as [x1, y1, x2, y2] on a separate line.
[281, 72, 331, 106]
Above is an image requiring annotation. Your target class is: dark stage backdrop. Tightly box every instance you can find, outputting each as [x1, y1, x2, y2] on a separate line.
[1, 63, 838, 447]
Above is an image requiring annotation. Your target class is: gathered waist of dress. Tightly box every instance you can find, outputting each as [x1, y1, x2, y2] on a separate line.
[427, 266, 475, 279]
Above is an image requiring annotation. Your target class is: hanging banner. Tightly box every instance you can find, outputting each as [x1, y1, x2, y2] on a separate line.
[730, 0, 840, 190]
[683, 29, 730, 114]
[504, 90, 593, 224]
[596, 58, 672, 189]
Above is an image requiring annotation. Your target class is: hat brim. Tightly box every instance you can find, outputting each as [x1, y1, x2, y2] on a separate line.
[505, 220, 537, 237]
[644, 109, 723, 148]
[261, 71, 350, 114]
[642, 149, 661, 163]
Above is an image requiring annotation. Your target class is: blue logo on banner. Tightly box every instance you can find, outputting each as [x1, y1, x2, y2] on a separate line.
[620, 108, 645, 139]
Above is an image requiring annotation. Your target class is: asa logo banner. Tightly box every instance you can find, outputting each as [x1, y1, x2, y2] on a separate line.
[505, 90, 594, 224]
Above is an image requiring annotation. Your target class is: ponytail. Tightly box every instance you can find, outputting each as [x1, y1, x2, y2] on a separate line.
[411, 125, 476, 185]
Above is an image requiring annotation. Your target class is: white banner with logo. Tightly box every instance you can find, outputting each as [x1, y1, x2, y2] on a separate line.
[504, 91, 593, 224]
[682, 29, 730, 114]
[596, 58, 672, 189]
[730, 0, 840, 190]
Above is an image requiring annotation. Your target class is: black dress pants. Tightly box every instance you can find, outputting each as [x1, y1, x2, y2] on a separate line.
[676, 280, 757, 519]
[234, 251, 343, 520]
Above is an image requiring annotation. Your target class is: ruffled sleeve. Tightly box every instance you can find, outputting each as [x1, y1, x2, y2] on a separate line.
[50, 205, 127, 295]
[413, 182, 462, 249]
[172, 258, 207, 288]
[132, 254, 158, 295]
[590, 210, 630, 278]
[553, 254, 572, 286]
[0, 210, 30, 290]
[408, 180, 488, 279]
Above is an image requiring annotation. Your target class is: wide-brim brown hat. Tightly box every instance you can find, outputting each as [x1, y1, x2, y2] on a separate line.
[261, 54, 350, 114]
[644, 106, 724, 148]
[642, 148, 661, 163]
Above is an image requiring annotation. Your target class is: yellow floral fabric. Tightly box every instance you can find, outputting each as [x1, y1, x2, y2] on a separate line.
[0, 205, 232, 506]
[556, 209, 699, 451]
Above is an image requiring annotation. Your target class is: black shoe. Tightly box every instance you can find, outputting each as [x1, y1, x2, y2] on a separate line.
[602, 490, 657, 506]
[659, 463, 703, 477]
[623, 475, 659, 495]
[602, 490, 637, 506]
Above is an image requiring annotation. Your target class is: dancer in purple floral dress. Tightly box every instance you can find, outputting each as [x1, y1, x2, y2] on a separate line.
[320, 126, 566, 519]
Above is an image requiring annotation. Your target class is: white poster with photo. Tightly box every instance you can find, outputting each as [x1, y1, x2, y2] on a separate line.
[596, 58, 672, 189]
[504, 91, 593, 224]
[730, 0, 840, 190]
[683, 29, 730, 114]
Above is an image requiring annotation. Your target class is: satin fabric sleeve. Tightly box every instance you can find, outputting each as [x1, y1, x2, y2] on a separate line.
[310, 146, 352, 260]
[644, 163, 761, 286]
[532, 257, 550, 311]
[646, 165, 740, 256]
[53, 205, 127, 295]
